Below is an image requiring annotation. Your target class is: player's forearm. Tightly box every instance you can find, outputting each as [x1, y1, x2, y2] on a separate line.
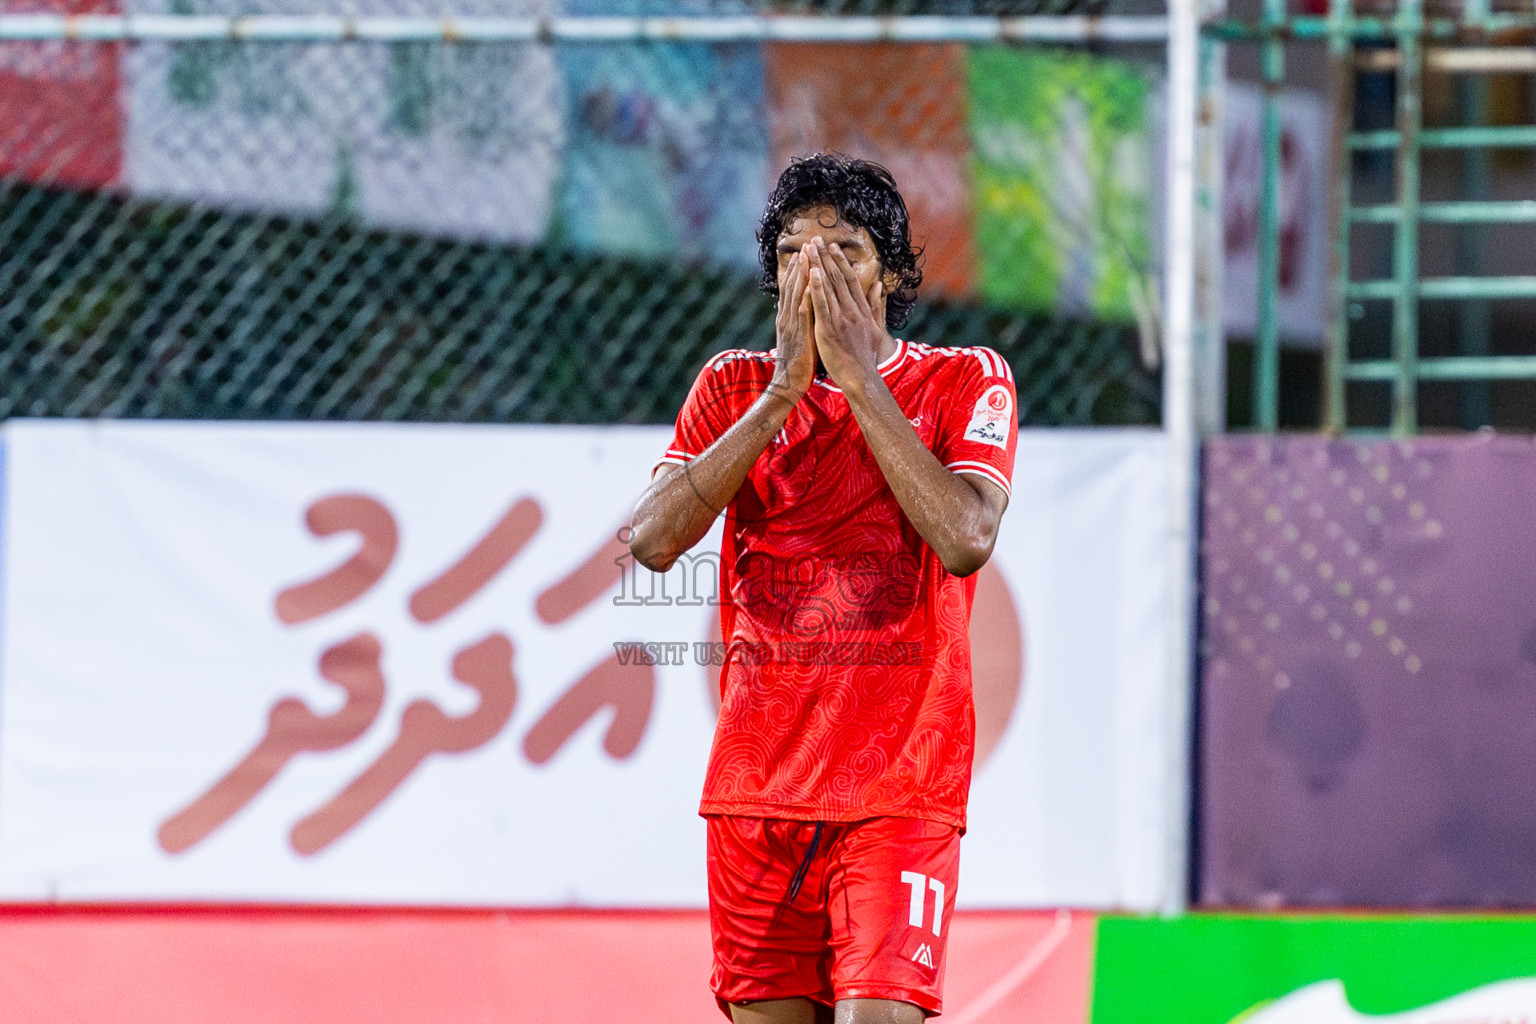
[629, 388, 797, 572]
[842, 375, 1000, 578]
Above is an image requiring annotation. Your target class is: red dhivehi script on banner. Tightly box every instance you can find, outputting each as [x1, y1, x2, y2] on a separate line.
[157, 487, 1020, 858]
[156, 493, 656, 858]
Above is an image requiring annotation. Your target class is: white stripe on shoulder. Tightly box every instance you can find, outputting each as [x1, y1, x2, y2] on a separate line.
[704, 349, 775, 373]
[989, 349, 1013, 381]
[964, 346, 1013, 381]
[909, 342, 1012, 380]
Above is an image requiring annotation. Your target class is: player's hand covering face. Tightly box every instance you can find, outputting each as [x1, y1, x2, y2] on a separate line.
[773, 232, 816, 397]
[776, 205, 892, 391]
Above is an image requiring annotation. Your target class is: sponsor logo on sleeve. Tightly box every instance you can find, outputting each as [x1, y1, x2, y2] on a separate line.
[964, 385, 1013, 448]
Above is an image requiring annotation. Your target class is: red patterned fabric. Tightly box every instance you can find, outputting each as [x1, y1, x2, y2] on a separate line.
[706, 815, 961, 1016]
[660, 340, 1018, 828]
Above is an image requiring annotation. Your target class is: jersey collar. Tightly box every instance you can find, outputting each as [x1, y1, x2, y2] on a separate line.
[813, 339, 908, 392]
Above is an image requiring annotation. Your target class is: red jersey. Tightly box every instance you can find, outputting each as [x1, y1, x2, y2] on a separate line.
[658, 339, 1018, 829]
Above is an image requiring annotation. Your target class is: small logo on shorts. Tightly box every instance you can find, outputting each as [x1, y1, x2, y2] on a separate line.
[912, 943, 935, 969]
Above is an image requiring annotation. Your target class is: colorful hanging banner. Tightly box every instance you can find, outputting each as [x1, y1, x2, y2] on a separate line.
[553, 38, 767, 270]
[966, 47, 1155, 325]
[764, 41, 976, 298]
[0, 0, 123, 191]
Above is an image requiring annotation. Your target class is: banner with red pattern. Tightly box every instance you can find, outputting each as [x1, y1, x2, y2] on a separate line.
[0, 421, 1174, 907]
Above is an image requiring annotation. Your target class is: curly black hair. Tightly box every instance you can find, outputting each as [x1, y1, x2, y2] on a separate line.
[756, 153, 924, 331]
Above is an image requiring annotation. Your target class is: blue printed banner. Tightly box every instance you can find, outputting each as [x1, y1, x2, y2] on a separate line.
[553, 38, 768, 270]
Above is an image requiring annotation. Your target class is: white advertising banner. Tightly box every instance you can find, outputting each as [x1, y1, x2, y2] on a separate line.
[0, 421, 1172, 908]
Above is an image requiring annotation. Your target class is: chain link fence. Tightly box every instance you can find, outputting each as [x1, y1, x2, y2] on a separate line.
[1, 3, 1167, 426]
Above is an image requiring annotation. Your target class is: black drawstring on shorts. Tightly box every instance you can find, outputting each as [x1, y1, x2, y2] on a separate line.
[785, 821, 824, 903]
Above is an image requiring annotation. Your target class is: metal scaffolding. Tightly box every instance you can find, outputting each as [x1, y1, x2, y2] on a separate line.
[1212, 0, 1536, 435]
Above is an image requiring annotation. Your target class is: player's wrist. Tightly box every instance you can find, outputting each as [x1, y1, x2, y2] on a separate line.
[829, 359, 881, 401]
[764, 376, 805, 407]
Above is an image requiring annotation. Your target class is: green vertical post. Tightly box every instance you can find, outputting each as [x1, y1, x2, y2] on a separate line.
[1390, 0, 1423, 436]
[1455, 0, 1492, 429]
[1323, 0, 1356, 432]
[1253, 0, 1285, 430]
[1455, 77, 1491, 428]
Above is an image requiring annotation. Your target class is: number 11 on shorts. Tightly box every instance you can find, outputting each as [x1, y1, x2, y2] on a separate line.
[900, 871, 945, 936]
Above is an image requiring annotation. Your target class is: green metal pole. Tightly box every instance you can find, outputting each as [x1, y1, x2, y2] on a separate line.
[1351, 125, 1536, 149]
[1391, 0, 1423, 436]
[1348, 355, 1536, 380]
[1324, 0, 1356, 432]
[1253, 0, 1285, 430]
[1350, 276, 1536, 298]
[1207, 14, 1536, 42]
[1351, 200, 1536, 222]
[1455, 74, 1492, 428]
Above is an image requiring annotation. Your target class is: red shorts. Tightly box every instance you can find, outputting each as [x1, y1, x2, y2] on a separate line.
[706, 815, 960, 1018]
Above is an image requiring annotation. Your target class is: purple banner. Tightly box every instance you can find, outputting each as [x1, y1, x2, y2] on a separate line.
[1200, 434, 1536, 908]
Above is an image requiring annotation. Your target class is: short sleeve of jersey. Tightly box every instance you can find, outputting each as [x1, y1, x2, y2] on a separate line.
[655, 351, 755, 473]
[933, 347, 1018, 498]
